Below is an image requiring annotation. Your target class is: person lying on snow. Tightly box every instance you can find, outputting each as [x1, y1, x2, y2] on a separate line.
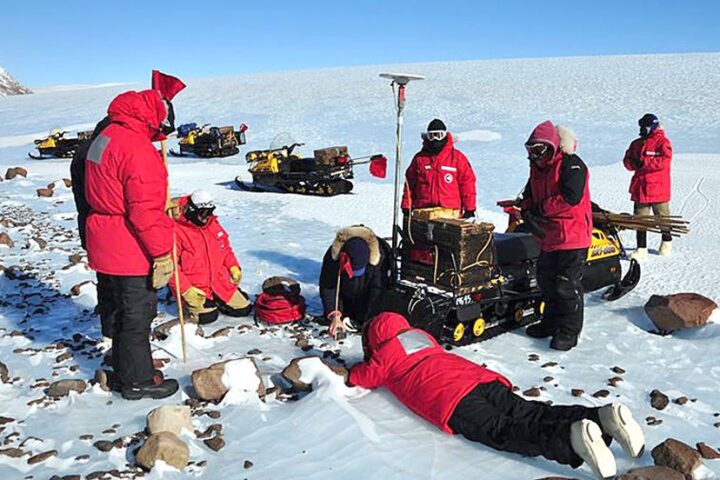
[401, 119, 477, 219]
[319, 226, 390, 337]
[169, 190, 251, 324]
[347, 312, 645, 480]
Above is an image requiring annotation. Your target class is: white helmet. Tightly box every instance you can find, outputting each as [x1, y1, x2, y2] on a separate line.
[190, 190, 214, 209]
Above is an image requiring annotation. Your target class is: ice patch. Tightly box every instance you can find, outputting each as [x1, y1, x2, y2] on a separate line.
[219, 358, 266, 408]
[454, 129, 502, 143]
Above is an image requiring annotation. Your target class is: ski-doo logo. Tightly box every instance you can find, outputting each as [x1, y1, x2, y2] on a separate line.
[444, 173, 453, 184]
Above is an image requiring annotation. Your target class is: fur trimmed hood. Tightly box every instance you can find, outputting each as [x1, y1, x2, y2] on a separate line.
[330, 225, 381, 266]
[526, 121, 578, 167]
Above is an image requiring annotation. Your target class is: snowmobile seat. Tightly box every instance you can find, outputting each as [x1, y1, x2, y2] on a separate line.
[493, 232, 540, 265]
[288, 157, 316, 172]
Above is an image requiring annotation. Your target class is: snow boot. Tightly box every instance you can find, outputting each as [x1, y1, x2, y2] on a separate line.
[598, 403, 645, 458]
[121, 377, 179, 401]
[526, 321, 555, 339]
[342, 317, 359, 333]
[550, 333, 578, 351]
[95, 369, 166, 393]
[570, 419, 617, 480]
[629, 247, 648, 261]
[659, 241, 672, 256]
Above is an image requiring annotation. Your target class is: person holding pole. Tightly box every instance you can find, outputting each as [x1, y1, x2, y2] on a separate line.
[85, 84, 182, 400]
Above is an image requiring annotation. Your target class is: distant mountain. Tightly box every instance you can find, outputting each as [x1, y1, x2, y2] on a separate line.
[0, 67, 32, 96]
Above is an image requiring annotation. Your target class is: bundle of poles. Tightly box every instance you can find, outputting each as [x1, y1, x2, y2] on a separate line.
[592, 210, 690, 238]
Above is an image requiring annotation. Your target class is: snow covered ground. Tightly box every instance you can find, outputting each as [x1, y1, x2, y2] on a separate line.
[1, 53, 719, 479]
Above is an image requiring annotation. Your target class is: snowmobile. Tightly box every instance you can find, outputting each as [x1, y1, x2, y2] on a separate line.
[28, 130, 84, 159]
[384, 203, 641, 346]
[235, 133, 386, 197]
[169, 123, 247, 158]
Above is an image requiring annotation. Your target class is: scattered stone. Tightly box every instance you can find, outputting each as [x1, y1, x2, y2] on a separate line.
[617, 466, 684, 480]
[152, 358, 170, 369]
[47, 379, 87, 397]
[673, 396, 688, 406]
[696, 442, 720, 460]
[243, 460, 253, 469]
[612, 366, 626, 374]
[523, 387, 542, 397]
[203, 436, 225, 452]
[543, 376, 554, 383]
[650, 389, 670, 410]
[102, 428, 116, 435]
[646, 416, 663, 426]
[196, 460, 207, 468]
[540, 361, 558, 368]
[527, 353, 540, 361]
[0, 233, 14, 248]
[55, 352, 73, 363]
[191, 358, 264, 401]
[571, 389, 584, 397]
[645, 293, 717, 331]
[281, 356, 349, 391]
[5, 167, 28, 180]
[246, 348, 262, 355]
[196, 424, 222, 439]
[36, 188, 54, 198]
[294, 338, 311, 350]
[0, 361, 7, 383]
[27, 450, 57, 464]
[74, 454, 90, 461]
[154, 319, 203, 340]
[62, 178, 72, 188]
[79, 434, 94, 441]
[68, 254, 83, 264]
[210, 327, 233, 338]
[31, 236, 47, 249]
[592, 389, 610, 398]
[206, 410, 221, 420]
[651, 438, 703, 476]
[0, 448, 24, 458]
[70, 280, 94, 296]
[608, 376, 624, 387]
[135, 432, 189, 470]
[93, 440, 114, 452]
[147, 405, 193, 436]
[0, 417, 14, 425]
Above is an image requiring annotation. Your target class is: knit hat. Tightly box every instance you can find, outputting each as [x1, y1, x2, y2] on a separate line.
[343, 237, 370, 276]
[638, 113, 659, 137]
[427, 118, 447, 132]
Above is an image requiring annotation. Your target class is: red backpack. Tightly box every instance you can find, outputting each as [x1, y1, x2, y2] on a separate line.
[255, 276, 306, 324]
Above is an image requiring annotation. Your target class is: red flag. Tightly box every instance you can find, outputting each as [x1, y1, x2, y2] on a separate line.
[369, 154, 387, 179]
[152, 70, 186, 101]
[338, 252, 354, 278]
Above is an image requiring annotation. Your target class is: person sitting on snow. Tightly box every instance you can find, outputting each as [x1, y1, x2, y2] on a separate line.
[401, 119, 477, 219]
[348, 312, 645, 480]
[170, 190, 251, 324]
[623, 113, 674, 259]
[319, 226, 390, 337]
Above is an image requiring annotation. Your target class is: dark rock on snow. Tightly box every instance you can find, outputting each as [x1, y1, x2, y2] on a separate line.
[645, 293, 717, 331]
[651, 438, 703, 476]
[47, 379, 87, 397]
[650, 389, 670, 410]
[696, 442, 720, 460]
[617, 466, 685, 480]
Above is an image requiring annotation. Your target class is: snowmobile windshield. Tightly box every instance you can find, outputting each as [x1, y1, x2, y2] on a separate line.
[269, 132, 297, 151]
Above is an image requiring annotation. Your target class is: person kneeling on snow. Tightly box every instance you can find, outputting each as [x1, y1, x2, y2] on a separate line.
[171, 190, 251, 324]
[319, 226, 390, 337]
[623, 113, 674, 259]
[348, 312, 645, 480]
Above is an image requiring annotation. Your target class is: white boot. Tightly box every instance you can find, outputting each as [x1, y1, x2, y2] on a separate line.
[570, 419, 617, 480]
[598, 403, 646, 458]
[629, 247, 648, 261]
[659, 241, 672, 256]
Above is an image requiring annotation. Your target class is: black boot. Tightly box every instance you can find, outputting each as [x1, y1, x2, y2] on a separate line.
[526, 321, 556, 339]
[121, 378, 179, 400]
[95, 368, 166, 393]
[550, 333, 578, 351]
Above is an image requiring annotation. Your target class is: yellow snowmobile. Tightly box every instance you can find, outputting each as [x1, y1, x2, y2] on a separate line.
[169, 123, 247, 158]
[28, 129, 83, 159]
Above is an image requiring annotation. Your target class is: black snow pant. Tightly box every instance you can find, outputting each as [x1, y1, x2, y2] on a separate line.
[536, 248, 586, 340]
[96, 273, 157, 387]
[448, 381, 609, 467]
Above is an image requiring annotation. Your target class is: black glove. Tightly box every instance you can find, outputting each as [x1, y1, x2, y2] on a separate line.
[462, 210, 475, 219]
[402, 208, 410, 217]
[631, 157, 643, 169]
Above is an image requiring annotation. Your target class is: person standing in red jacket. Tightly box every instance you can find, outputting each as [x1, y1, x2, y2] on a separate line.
[623, 114, 673, 259]
[401, 119, 477, 218]
[85, 89, 179, 400]
[520, 122, 592, 351]
[348, 312, 645, 480]
[170, 191, 251, 324]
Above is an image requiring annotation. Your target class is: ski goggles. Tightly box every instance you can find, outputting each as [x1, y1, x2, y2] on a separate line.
[525, 142, 550, 161]
[424, 130, 447, 141]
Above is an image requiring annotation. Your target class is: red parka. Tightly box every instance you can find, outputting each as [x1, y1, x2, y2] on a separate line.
[349, 313, 510, 434]
[524, 122, 592, 252]
[85, 90, 174, 276]
[622, 128, 672, 204]
[170, 196, 240, 303]
[401, 134, 477, 213]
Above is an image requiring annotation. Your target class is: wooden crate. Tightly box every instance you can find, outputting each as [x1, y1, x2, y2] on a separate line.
[401, 217, 495, 290]
[314, 146, 348, 165]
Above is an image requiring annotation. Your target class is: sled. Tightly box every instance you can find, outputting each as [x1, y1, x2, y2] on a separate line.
[170, 123, 247, 158]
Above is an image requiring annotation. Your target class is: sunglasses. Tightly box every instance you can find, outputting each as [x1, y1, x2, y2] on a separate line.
[525, 142, 550, 161]
[425, 130, 447, 141]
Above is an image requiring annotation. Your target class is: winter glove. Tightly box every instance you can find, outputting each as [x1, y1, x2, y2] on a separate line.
[229, 265, 243, 285]
[631, 156, 643, 169]
[402, 208, 410, 217]
[151, 254, 174, 289]
[462, 210, 475, 219]
[181, 286, 207, 309]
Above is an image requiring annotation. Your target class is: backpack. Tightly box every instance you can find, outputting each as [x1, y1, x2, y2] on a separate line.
[255, 276, 306, 324]
[70, 116, 111, 250]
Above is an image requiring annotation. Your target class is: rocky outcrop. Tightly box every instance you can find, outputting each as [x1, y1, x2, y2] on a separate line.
[47, 379, 87, 398]
[651, 438, 703, 477]
[135, 432, 189, 470]
[0, 68, 32, 96]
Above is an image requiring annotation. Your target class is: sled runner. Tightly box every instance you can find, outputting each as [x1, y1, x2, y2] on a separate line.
[28, 130, 84, 159]
[169, 123, 247, 158]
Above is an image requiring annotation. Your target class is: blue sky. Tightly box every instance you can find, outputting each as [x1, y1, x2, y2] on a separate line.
[1, 0, 718, 86]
